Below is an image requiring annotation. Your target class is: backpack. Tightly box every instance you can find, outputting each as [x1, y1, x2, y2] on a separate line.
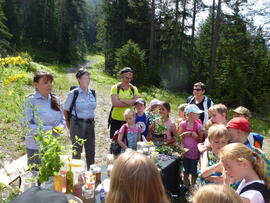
[67, 86, 96, 118]
[251, 132, 264, 149]
[239, 182, 270, 202]
[110, 124, 128, 155]
[107, 83, 135, 128]
[187, 95, 212, 109]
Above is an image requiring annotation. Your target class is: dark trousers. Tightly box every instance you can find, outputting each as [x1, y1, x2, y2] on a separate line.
[109, 118, 126, 139]
[70, 117, 95, 170]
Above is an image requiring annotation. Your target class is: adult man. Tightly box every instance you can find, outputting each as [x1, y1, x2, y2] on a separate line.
[187, 82, 213, 126]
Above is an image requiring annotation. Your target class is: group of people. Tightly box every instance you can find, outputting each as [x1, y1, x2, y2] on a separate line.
[20, 67, 270, 203]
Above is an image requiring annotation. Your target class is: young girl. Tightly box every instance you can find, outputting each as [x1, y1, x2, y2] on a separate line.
[178, 104, 204, 189]
[220, 143, 270, 203]
[199, 124, 229, 184]
[177, 103, 188, 127]
[118, 109, 141, 151]
[157, 102, 177, 144]
[191, 184, 242, 203]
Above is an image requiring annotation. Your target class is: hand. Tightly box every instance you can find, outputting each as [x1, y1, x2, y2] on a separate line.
[222, 170, 235, 185]
[192, 131, 198, 138]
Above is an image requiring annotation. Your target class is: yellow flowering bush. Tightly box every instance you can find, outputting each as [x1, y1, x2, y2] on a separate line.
[0, 56, 29, 66]
[4, 73, 27, 86]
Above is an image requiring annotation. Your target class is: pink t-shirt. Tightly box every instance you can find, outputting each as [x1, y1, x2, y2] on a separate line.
[165, 119, 174, 142]
[180, 120, 202, 159]
[119, 124, 141, 150]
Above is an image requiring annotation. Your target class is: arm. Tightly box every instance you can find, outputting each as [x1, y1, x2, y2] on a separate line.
[64, 110, 70, 129]
[201, 160, 223, 178]
[119, 94, 140, 106]
[117, 126, 128, 149]
[111, 94, 130, 107]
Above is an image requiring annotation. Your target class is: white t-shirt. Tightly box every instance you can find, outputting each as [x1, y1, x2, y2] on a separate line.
[236, 179, 265, 203]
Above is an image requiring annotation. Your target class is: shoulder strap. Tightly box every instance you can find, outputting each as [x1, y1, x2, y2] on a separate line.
[90, 89, 96, 99]
[116, 83, 135, 95]
[187, 96, 195, 104]
[206, 96, 212, 109]
[240, 182, 270, 201]
[69, 89, 79, 117]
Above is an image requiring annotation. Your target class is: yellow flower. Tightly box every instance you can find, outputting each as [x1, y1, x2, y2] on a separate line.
[8, 90, 13, 96]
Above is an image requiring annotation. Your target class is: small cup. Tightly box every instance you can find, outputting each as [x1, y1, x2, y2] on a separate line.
[94, 167, 101, 182]
[107, 164, 113, 177]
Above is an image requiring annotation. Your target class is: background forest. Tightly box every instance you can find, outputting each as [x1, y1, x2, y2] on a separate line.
[0, 0, 270, 117]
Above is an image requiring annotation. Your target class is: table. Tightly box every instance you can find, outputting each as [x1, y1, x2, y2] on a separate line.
[157, 155, 181, 196]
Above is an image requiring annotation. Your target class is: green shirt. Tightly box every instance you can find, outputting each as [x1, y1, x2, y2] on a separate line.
[110, 84, 139, 121]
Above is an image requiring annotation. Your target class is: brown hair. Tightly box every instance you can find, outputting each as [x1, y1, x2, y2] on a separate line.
[208, 124, 229, 142]
[75, 68, 90, 79]
[33, 70, 60, 111]
[194, 82, 206, 91]
[161, 101, 171, 113]
[106, 151, 170, 203]
[191, 184, 242, 203]
[220, 143, 270, 189]
[208, 103, 228, 118]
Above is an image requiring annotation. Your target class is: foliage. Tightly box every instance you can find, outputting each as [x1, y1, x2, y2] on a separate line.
[0, 183, 20, 203]
[114, 40, 147, 85]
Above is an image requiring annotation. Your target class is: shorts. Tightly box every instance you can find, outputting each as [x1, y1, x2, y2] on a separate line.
[183, 157, 199, 175]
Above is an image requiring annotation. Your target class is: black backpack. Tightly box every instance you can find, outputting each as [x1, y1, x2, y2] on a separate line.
[68, 86, 96, 118]
[110, 124, 128, 155]
[107, 83, 134, 128]
[239, 182, 270, 202]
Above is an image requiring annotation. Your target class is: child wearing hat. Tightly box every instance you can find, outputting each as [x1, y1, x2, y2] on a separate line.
[178, 104, 204, 190]
[134, 98, 150, 140]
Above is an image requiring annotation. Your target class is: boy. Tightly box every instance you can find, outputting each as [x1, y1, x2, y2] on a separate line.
[134, 98, 150, 140]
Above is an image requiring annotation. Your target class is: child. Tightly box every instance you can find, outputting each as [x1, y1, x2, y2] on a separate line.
[220, 143, 270, 203]
[197, 119, 214, 153]
[146, 99, 161, 123]
[118, 109, 141, 151]
[208, 103, 228, 125]
[191, 184, 242, 203]
[179, 104, 204, 189]
[157, 102, 177, 144]
[177, 103, 188, 127]
[199, 124, 229, 184]
[134, 98, 150, 140]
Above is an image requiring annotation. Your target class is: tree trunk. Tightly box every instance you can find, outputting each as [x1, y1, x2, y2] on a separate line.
[208, 0, 221, 92]
[149, 0, 155, 69]
[179, 0, 187, 60]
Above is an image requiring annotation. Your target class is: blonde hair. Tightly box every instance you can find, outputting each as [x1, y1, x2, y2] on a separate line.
[106, 151, 169, 203]
[208, 104, 228, 118]
[178, 103, 188, 111]
[208, 124, 229, 142]
[220, 143, 270, 189]
[204, 119, 214, 130]
[123, 108, 136, 118]
[191, 184, 242, 203]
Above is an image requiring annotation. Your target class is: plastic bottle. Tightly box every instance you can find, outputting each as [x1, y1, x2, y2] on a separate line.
[100, 183, 106, 202]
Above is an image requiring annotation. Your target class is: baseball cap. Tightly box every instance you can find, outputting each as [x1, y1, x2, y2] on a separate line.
[120, 67, 133, 74]
[149, 99, 161, 108]
[184, 104, 204, 114]
[226, 117, 252, 133]
[232, 106, 251, 118]
[135, 98, 146, 106]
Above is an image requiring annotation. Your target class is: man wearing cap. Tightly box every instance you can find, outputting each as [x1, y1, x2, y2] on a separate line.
[109, 67, 139, 138]
[232, 107, 264, 149]
[187, 82, 214, 126]
[134, 98, 149, 140]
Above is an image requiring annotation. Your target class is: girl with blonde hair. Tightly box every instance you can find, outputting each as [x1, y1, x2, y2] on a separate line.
[220, 143, 270, 203]
[106, 151, 170, 203]
[191, 184, 242, 203]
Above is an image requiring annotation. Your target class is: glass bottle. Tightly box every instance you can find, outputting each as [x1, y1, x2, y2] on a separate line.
[66, 164, 73, 194]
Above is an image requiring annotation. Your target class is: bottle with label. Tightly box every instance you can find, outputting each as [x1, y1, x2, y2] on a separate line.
[100, 183, 105, 202]
[66, 164, 73, 194]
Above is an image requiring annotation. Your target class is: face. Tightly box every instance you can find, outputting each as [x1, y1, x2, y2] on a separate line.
[178, 110, 185, 118]
[34, 77, 53, 97]
[78, 73, 90, 88]
[210, 110, 226, 124]
[187, 112, 199, 121]
[125, 113, 135, 124]
[222, 159, 245, 182]
[121, 72, 133, 84]
[151, 105, 160, 113]
[210, 138, 228, 154]
[159, 105, 169, 118]
[227, 128, 242, 143]
[193, 86, 205, 97]
[135, 103, 145, 113]
[233, 113, 249, 121]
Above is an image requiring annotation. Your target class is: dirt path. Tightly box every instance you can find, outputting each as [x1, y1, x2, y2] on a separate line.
[60, 61, 112, 165]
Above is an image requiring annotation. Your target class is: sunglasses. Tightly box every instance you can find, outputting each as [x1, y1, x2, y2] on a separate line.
[193, 88, 202, 91]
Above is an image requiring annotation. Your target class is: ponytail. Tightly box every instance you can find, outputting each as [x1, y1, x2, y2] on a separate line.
[50, 94, 61, 111]
[251, 151, 270, 189]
